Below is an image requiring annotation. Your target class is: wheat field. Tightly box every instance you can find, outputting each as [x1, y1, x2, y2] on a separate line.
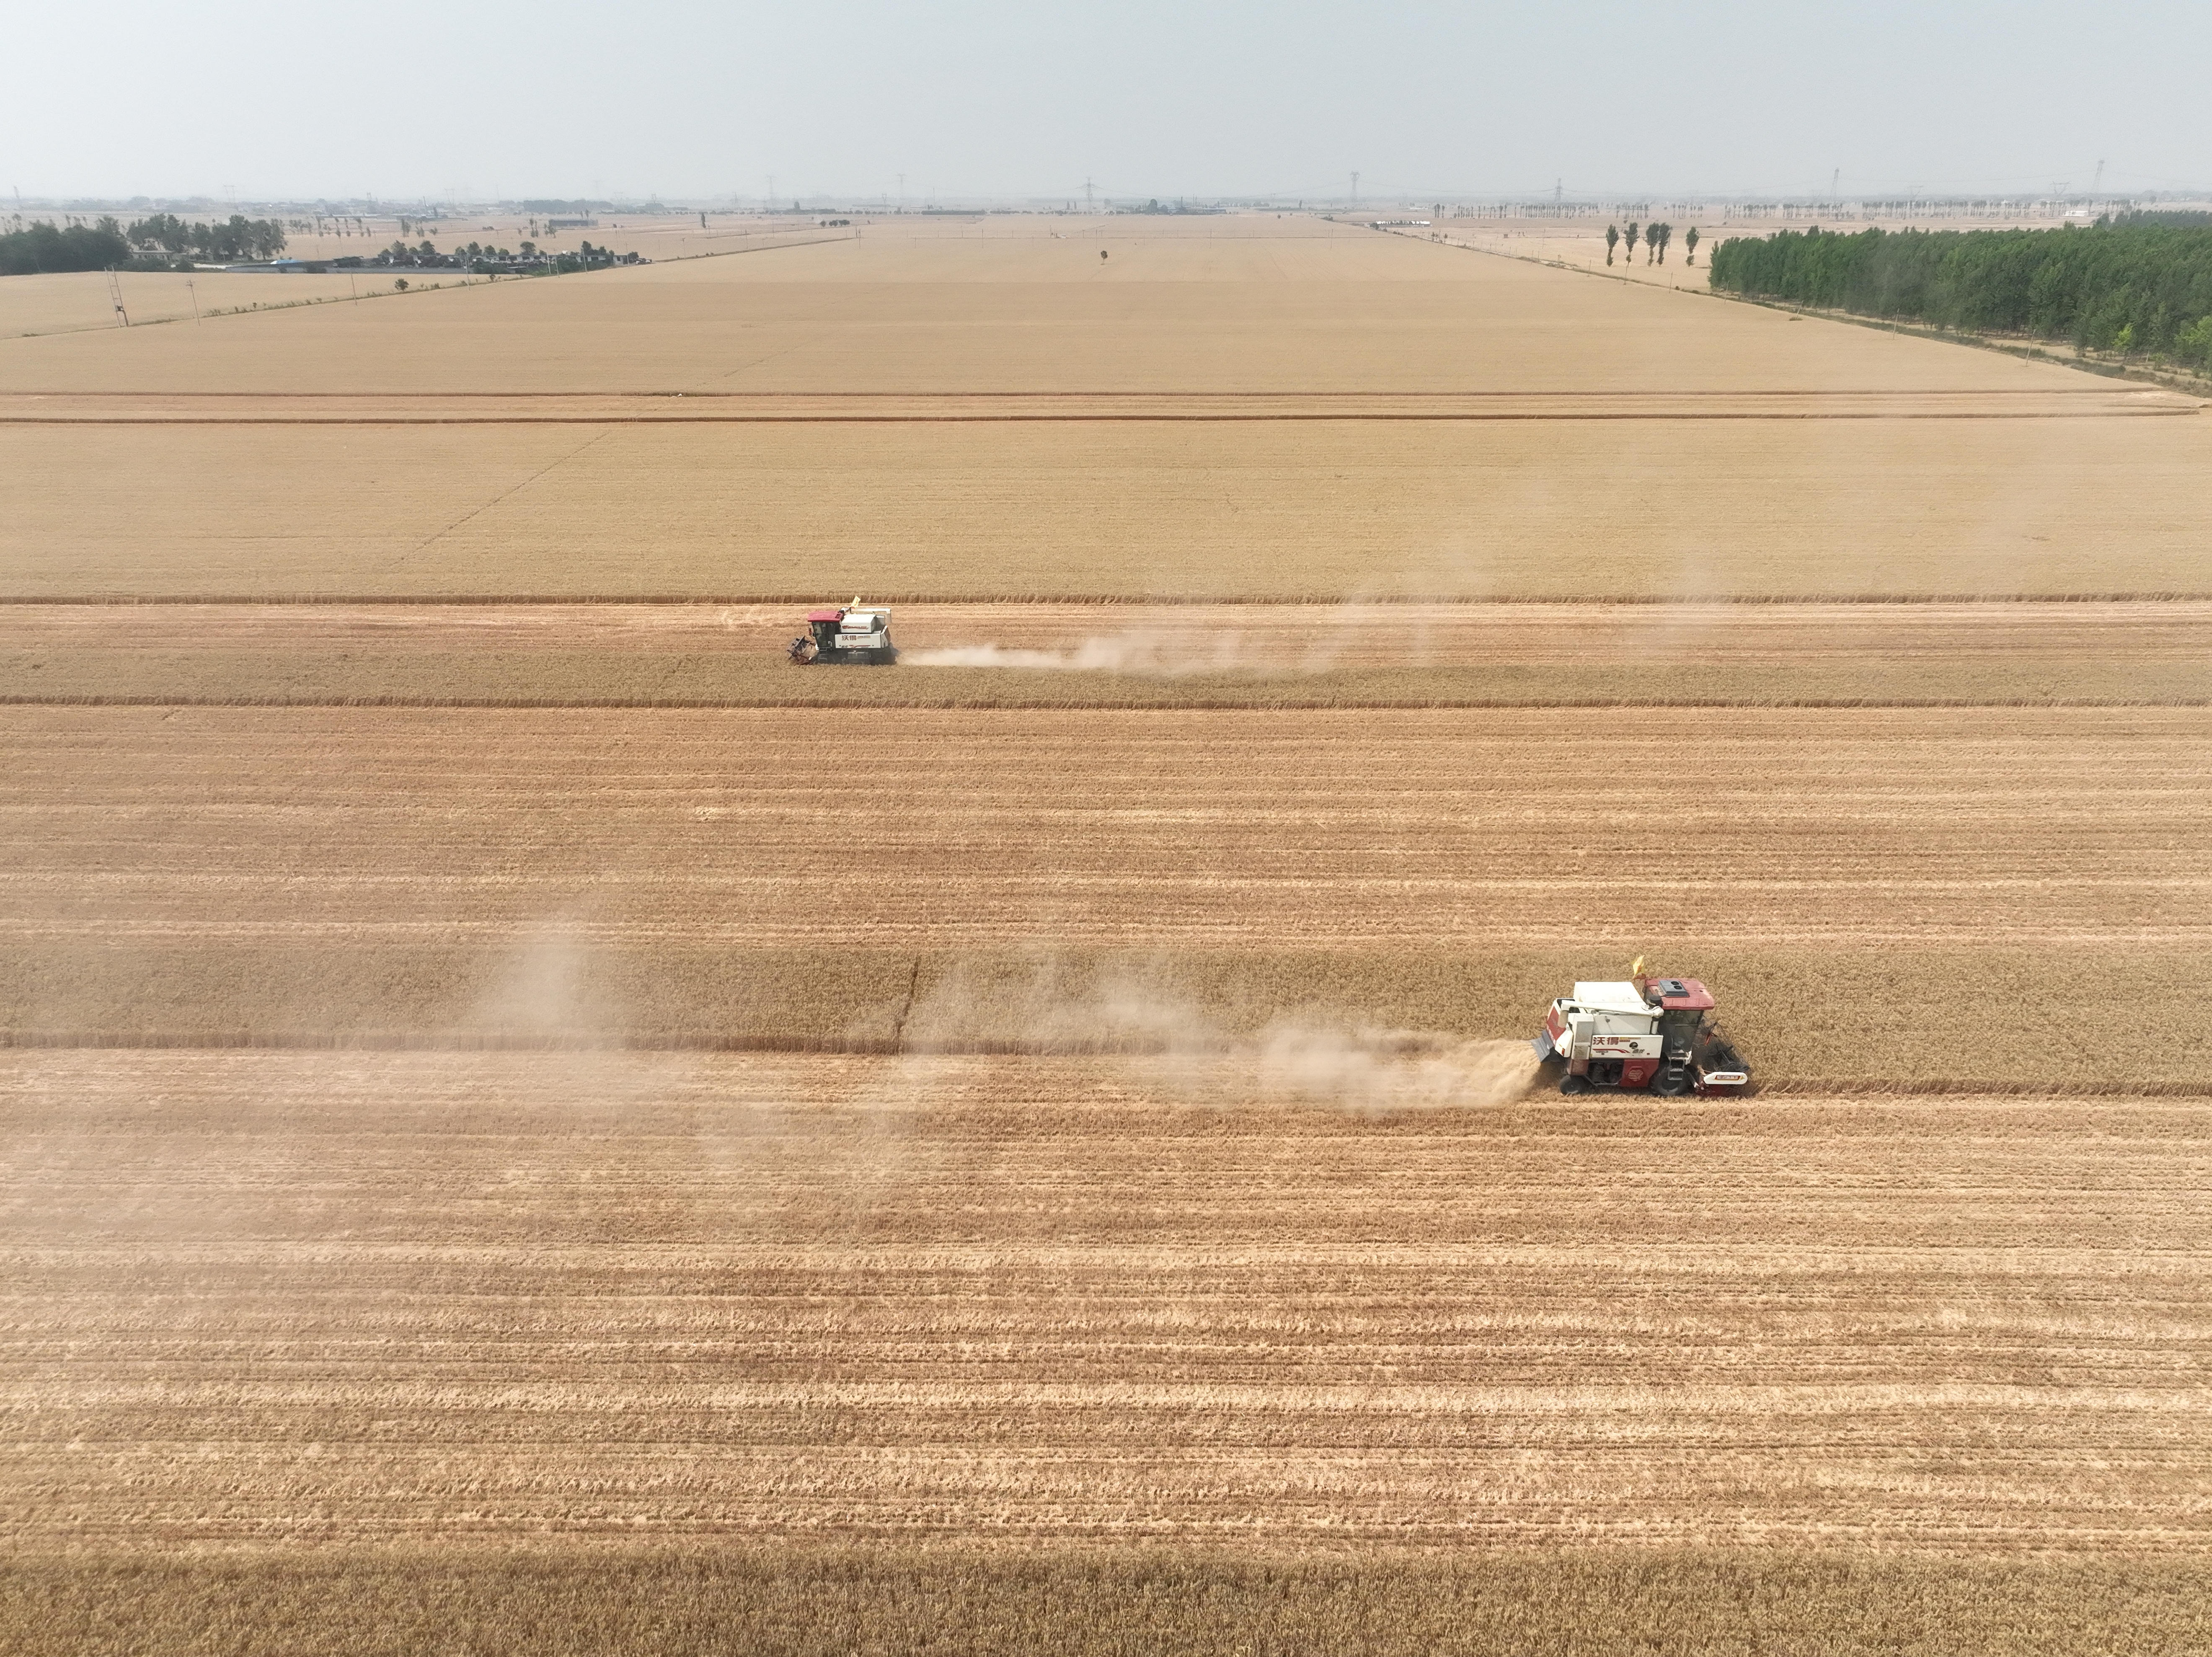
[8, 1048, 2209, 1549]
[5, 703, 2209, 1086]
[5, 214, 2211, 1652]
[4, 216, 2206, 601]
[5, 1049, 2211, 1647]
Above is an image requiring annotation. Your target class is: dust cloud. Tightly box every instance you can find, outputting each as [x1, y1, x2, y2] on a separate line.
[902, 631, 1246, 674]
[897, 958, 1538, 1111]
[1253, 1023, 1540, 1111]
[900, 603, 1455, 677]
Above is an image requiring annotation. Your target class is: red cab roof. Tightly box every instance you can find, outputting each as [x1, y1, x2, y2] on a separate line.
[1648, 977, 1716, 1011]
[806, 608, 844, 622]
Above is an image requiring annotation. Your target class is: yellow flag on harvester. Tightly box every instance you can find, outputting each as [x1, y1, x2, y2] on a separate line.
[1629, 955, 1647, 980]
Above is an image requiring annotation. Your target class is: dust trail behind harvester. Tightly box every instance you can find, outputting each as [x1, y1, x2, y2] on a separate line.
[1252, 1022, 1540, 1112]
[901, 630, 1249, 674]
[895, 957, 1537, 1110]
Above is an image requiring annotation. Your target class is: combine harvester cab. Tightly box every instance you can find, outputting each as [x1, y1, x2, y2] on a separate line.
[788, 601, 897, 665]
[1532, 971, 1749, 1097]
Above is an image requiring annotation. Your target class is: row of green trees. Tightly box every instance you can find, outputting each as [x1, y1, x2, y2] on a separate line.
[1604, 221, 1699, 266]
[0, 212, 292, 275]
[1707, 222, 2212, 370]
[0, 218, 131, 275]
[125, 213, 288, 262]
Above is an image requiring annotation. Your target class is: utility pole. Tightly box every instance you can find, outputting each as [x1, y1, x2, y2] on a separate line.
[1085, 176, 1095, 212]
[1350, 171, 1359, 206]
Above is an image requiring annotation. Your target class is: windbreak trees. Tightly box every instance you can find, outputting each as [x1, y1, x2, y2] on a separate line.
[124, 213, 287, 263]
[1707, 222, 2212, 364]
[0, 218, 131, 275]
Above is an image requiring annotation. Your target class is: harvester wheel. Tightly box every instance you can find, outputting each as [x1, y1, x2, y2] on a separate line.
[1652, 1073, 1693, 1098]
[1558, 1074, 1592, 1096]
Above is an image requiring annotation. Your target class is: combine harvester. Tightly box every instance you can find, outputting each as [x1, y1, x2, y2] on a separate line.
[1532, 960, 1750, 1097]
[788, 600, 898, 665]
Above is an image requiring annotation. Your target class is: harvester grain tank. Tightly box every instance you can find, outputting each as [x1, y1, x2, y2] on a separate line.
[1532, 965, 1749, 1097]
[788, 600, 897, 665]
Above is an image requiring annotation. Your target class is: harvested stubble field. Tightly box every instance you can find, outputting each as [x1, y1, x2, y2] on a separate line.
[8, 214, 2212, 1651]
[5, 1050, 2212, 1649]
[4, 597, 2212, 706]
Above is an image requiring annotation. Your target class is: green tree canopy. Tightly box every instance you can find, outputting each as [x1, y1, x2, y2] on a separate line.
[124, 213, 287, 262]
[0, 219, 130, 275]
[1707, 221, 2212, 367]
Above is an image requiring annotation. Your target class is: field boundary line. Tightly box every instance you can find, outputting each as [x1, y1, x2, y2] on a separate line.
[5, 387, 2161, 398]
[8, 592, 2212, 608]
[6, 694, 2209, 711]
[7, 410, 2195, 426]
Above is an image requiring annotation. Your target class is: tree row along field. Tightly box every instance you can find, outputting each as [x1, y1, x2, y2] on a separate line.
[5, 705, 2208, 1088]
[5, 1051, 2209, 1554]
[5, 599, 2211, 707]
[5, 414, 2207, 600]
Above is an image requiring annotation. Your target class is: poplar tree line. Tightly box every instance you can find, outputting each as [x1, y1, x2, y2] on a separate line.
[1708, 222, 2212, 370]
[1605, 222, 1696, 265]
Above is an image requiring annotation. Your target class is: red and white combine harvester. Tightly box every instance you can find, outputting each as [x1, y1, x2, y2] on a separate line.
[788, 600, 898, 666]
[1532, 962, 1750, 1097]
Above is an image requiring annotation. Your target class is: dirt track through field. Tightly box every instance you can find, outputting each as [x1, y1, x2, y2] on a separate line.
[5, 1050, 2206, 1549]
[6, 388, 2196, 423]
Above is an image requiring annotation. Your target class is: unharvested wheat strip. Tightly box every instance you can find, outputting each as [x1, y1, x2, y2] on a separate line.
[3, 704, 2211, 1081]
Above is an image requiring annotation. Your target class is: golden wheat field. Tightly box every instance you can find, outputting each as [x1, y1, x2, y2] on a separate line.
[5, 213, 2211, 1650]
[3, 216, 2207, 601]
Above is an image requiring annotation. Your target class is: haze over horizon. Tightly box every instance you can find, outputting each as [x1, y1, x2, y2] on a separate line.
[7, 0, 2208, 204]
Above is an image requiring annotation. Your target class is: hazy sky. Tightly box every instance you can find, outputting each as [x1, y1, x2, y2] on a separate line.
[9, 0, 2207, 202]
